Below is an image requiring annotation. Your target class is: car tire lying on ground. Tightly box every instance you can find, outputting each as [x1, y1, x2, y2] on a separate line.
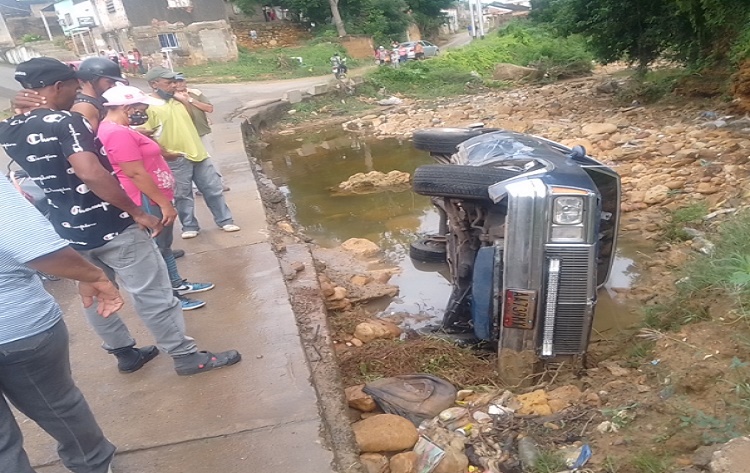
[412, 128, 498, 155]
[412, 164, 522, 202]
[409, 236, 447, 263]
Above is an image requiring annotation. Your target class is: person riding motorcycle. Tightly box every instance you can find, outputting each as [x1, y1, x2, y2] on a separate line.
[331, 53, 348, 79]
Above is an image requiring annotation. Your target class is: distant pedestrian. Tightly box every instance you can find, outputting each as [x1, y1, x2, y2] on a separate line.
[390, 48, 400, 68]
[398, 44, 408, 63]
[133, 48, 144, 73]
[106, 46, 117, 63]
[262, 5, 270, 21]
[414, 41, 424, 60]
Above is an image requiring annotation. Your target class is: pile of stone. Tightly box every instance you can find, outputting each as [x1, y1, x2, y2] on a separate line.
[346, 381, 600, 473]
[336, 171, 411, 194]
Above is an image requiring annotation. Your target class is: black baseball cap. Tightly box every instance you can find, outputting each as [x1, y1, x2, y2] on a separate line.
[15, 57, 79, 89]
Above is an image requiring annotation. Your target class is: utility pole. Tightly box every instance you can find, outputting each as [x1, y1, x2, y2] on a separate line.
[467, 0, 476, 39]
[475, 0, 485, 39]
[40, 12, 53, 41]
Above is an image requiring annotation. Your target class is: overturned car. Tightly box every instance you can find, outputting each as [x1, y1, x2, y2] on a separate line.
[410, 127, 620, 380]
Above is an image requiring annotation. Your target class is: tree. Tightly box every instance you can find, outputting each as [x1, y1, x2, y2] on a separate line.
[405, 0, 454, 39]
[329, 0, 347, 36]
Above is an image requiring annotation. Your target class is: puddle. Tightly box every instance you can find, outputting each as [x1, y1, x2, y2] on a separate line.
[258, 129, 643, 333]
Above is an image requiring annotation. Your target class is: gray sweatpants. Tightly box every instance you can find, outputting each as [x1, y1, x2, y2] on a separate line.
[77, 224, 197, 357]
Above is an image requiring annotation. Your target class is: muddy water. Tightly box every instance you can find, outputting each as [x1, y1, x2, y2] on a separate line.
[259, 129, 642, 334]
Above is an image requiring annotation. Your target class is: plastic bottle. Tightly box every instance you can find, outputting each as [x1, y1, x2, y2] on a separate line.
[517, 436, 540, 471]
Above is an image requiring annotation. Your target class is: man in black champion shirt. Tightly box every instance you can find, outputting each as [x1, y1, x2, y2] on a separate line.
[0, 57, 241, 376]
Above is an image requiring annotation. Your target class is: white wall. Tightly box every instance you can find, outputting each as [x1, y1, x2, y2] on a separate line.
[92, 0, 129, 31]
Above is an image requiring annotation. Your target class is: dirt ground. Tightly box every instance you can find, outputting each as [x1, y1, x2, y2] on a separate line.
[248, 69, 750, 471]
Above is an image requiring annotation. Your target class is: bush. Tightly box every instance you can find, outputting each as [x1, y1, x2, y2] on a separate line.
[21, 34, 43, 43]
[367, 20, 593, 97]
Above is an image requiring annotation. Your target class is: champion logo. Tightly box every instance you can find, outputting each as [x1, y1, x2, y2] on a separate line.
[43, 186, 71, 194]
[70, 201, 110, 215]
[119, 211, 130, 219]
[82, 118, 93, 133]
[103, 232, 119, 241]
[65, 239, 89, 246]
[26, 154, 56, 162]
[26, 133, 58, 145]
[43, 114, 66, 124]
[29, 174, 57, 185]
[76, 183, 91, 194]
[61, 221, 97, 230]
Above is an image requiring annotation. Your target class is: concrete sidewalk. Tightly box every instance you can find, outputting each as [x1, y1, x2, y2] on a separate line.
[19, 88, 337, 472]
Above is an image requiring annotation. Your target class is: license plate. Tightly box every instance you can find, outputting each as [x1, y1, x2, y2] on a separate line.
[502, 289, 537, 329]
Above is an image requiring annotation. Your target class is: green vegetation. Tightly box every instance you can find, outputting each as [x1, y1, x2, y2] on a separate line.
[280, 88, 377, 125]
[533, 450, 567, 473]
[628, 451, 671, 473]
[660, 202, 708, 242]
[648, 210, 750, 331]
[368, 22, 593, 98]
[181, 43, 360, 82]
[20, 34, 43, 43]
[531, 0, 750, 71]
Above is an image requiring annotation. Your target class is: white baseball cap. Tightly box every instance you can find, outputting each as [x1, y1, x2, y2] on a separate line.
[102, 85, 163, 106]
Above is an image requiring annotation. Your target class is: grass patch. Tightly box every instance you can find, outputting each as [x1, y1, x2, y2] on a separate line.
[660, 201, 708, 242]
[280, 88, 377, 125]
[367, 20, 593, 98]
[533, 450, 567, 473]
[629, 451, 671, 473]
[616, 68, 690, 104]
[182, 43, 361, 82]
[647, 210, 750, 330]
[337, 337, 499, 387]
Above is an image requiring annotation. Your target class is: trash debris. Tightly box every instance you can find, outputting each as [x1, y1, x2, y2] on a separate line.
[377, 96, 403, 106]
[363, 374, 457, 426]
[413, 436, 445, 473]
[517, 436, 540, 471]
[567, 444, 592, 470]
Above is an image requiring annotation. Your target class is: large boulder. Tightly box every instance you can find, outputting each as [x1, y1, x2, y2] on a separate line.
[338, 170, 411, 193]
[341, 238, 381, 258]
[352, 414, 419, 453]
[390, 452, 418, 473]
[710, 436, 750, 473]
[581, 122, 618, 136]
[492, 63, 540, 81]
[354, 319, 402, 343]
[360, 453, 390, 473]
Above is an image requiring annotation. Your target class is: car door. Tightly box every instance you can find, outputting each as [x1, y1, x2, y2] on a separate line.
[422, 41, 438, 57]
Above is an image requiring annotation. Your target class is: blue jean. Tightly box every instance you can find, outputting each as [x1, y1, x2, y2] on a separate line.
[0, 320, 115, 473]
[168, 157, 234, 232]
[142, 198, 182, 286]
[77, 224, 197, 357]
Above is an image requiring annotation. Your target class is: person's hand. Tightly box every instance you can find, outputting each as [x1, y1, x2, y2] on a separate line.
[159, 202, 178, 227]
[135, 127, 155, 137]
[133, 212, 163, 237]
[79, 278, 124, 318]
[13, 90, 46, 113]
[173, 91, 190, 103]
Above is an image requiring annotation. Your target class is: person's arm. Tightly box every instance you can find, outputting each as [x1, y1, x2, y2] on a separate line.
[71, 102, 101, 132]
[58, 114, 162, 236]
[118, 160, 177, 226]
[26, 247, 123, 317]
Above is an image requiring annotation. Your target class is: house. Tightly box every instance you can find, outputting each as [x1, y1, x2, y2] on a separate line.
[53, 0, 237, 66]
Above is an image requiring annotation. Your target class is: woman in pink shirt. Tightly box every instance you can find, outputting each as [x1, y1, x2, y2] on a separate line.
[98, 85, 213, 311]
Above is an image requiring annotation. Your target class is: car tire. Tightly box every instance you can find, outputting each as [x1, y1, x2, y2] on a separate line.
[412, 127, 498, 155]
[409, 236, 447, 263]
[413, 164, 523, 201]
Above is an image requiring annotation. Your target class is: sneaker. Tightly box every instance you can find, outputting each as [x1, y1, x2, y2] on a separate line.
[222, 224, 241, 232]
[181, 230, 199, 239]
[174, 350, 242, 376]
[177, 294, 206, 311]
[174, 280, 215, 294]
[172, 249, 185, 259]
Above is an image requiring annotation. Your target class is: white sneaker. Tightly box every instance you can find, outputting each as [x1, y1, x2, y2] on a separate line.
[222, 224, 240, 232]
[181, 230, 199, 239]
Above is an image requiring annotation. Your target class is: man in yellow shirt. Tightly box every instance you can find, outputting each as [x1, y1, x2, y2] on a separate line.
[143, 67, 240, 239]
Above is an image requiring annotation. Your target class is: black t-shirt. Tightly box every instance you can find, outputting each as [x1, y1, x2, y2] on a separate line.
[0, 109, 134, 250]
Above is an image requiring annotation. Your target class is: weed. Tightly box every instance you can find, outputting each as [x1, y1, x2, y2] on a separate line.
[602, 403, 639, 429]
[533, 450, 566, 473]
[629, 451, 671, 473]
[603, 456, 620, 473]
[616, 68, 689, 104]
[660, 202, 707, 242]
[625, 340, 655, 367]
[678, 408, 742, 444]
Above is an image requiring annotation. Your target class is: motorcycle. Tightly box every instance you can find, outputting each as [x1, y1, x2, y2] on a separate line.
[332, 58, 348, 79]
[409, 126, 620, 383]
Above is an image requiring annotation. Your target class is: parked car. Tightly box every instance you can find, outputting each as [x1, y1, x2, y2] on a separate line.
[399, 40, 439, 59]
[409, 126, 621, 382]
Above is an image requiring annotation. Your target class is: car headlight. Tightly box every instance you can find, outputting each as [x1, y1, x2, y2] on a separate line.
[553, 196, 584, 225]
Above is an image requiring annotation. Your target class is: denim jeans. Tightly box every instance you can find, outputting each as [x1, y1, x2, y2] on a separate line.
[0, 320, 115, 473]
[141, 198, 182, 287]
[77, 224, 197, 357]
[168, 156, 233, 232]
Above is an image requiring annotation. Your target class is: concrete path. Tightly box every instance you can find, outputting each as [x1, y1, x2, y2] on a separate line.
[1, 69, 337, 472]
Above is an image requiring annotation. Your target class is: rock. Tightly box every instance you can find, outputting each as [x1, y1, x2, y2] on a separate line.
[338, 170, 411, 193]
[582, 123, 618, 135]
[547, 385, 582, 412]
[352, 414, 419, 453]
[658, 143, 677, 156]
[390, 452, 417, 473]
[346, 384, 378, 412]
[693, 445, 721, 469]
[492, 63, 540, 81]
[351, 337, 364, 347]
[710, 436, 750, 473]
[515, 389, 552, 416]
[360, 453, 390, 473]
[319, 280, 335, 297]
[644, 185, 671, 204]
[330, 286, 348, 301]
[354, 319, 402, 343]
[434, 439, 469, 473]
[341, 238, 381, 258]
[351, 275, 371, 286]
[665, 179, 686, 190]
[696, 182, 719, 194]
[600, 361, 631, 377]
[290, 261, 305, 272]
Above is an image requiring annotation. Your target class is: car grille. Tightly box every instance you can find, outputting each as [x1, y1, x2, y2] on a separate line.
[545, 246, 594, 354]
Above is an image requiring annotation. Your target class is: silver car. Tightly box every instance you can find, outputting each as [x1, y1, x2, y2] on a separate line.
[399, 40, 440, 59]
[410, 127, 621, 383]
